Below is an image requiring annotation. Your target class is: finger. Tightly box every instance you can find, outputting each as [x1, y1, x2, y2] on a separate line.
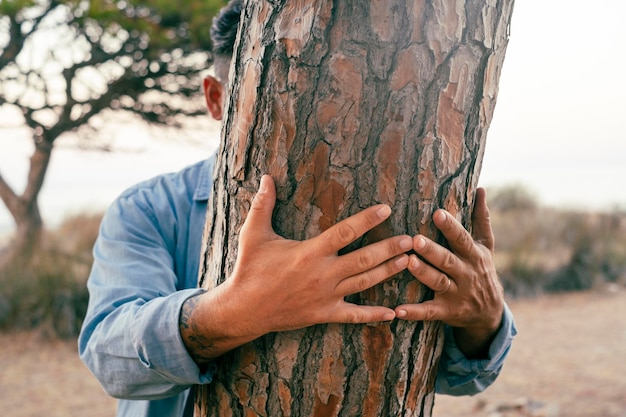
[316, 205, 392, 253]
[413, 234, 462, 277]
[335, 254, 409, 295]
[240, 175, 277, 239]
[472, 188, 495, 251]
[432, 209, 475, 259]
[335, 234, 412, 279]
[406, 254, 454, 294]
[332, 304, 396, 323]
[395, 301, 450, 322]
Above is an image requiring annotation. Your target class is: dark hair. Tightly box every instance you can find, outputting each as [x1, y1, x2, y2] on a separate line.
[210, 0, 243, 57]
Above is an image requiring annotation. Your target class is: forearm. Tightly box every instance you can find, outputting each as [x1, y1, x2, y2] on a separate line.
[179, 284, 265, 365]
[179, 292, 231, 365]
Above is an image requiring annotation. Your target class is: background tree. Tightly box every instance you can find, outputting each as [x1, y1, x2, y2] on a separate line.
[0, 0, 227, 265]
[197, 1, 514, 416]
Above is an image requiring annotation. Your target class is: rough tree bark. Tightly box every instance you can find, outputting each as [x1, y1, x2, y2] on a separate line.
[197, 1, 514, 416]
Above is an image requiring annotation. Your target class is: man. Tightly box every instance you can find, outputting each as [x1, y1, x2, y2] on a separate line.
[79, 1, 516, 416]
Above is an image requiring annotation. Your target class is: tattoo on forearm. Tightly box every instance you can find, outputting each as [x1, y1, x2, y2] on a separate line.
[179, 293, 201, 331]
[179, 293, 220, 365]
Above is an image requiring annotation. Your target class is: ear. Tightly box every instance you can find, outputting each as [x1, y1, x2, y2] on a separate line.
[203, 75, 224, 121]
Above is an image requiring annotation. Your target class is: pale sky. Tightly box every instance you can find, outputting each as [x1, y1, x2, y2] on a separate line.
[1, 0, 626, 234]
[479, 0, 626, 210]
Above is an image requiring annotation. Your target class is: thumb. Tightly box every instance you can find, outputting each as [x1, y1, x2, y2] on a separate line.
[241, 175, 277, 239]
[472, 188, 495, 251]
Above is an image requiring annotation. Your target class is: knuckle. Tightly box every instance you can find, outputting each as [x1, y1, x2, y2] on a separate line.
[250, 191, 269, 212]
[477, 258, 492, 277]
[355, 272, 374, 293]
[423, 307, 437, 321]
[437, 273, 450, 289]
[355, 250, 376, 270]
[473, 252, 495, 277]
[456, 229, 471, 247]
[442, 251, 457, 269]
[346, 310, 364, 324]
[335, 222, 358, 245]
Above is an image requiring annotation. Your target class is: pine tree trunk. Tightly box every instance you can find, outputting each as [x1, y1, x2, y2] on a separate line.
[196, 1, 514, 416]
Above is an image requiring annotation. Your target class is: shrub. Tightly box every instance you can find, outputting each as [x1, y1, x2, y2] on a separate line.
[489, 194, 626, 298]
[487, 184, 538, 213]
[0, 213, 101, 339]
[0, 256, 89, 338]
[544, 243, 600, 293]
[499, 256, 550, 298]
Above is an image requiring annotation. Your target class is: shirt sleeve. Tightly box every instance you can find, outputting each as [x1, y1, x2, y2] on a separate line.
[78, 180, 214, 401]
[435, 302, 517, 396]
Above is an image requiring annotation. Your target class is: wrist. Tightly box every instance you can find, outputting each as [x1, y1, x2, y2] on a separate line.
[179, 283, 263, 364]
[452, 314, 503, 359]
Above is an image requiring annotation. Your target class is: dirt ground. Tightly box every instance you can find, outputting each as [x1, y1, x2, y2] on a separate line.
[434, 286, 626, 417]
[1, 288, 625, 417]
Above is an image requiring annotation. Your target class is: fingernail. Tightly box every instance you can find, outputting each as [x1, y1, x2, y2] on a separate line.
[395, 255, 408, 268]
[377, 205, 391, 218]
[415, 236, 426, 250]
[396, 309, 407, 318]
[400, 237, 412, 251]
[435, 210, 446, 222]
[410, 256, 419, 269]
[383, 312, 395, 321]
[258, 176, 268, 193]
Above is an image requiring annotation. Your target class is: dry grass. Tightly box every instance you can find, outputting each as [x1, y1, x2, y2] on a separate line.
[1, 288, 624, 416]
[0, 331, 116, 417]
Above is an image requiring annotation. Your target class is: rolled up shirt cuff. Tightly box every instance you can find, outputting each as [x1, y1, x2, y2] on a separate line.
[435, 302, 517, 396]
[131, 289, 216, 387]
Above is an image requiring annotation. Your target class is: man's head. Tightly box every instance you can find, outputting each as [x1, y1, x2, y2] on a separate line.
[203, 0, 243, 120]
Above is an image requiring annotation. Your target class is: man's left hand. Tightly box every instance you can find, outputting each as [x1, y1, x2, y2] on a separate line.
[394, 188, 504, 359]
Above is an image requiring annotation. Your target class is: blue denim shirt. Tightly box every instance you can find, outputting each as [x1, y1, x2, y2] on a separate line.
[78, 157, 516, 417]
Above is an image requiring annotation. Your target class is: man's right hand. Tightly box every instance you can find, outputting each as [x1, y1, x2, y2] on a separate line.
[180, 175, 411, 364]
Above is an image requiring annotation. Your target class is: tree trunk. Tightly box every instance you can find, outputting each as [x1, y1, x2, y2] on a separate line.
[0, 139, 51, 267]
[197, 1, 514, 416]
